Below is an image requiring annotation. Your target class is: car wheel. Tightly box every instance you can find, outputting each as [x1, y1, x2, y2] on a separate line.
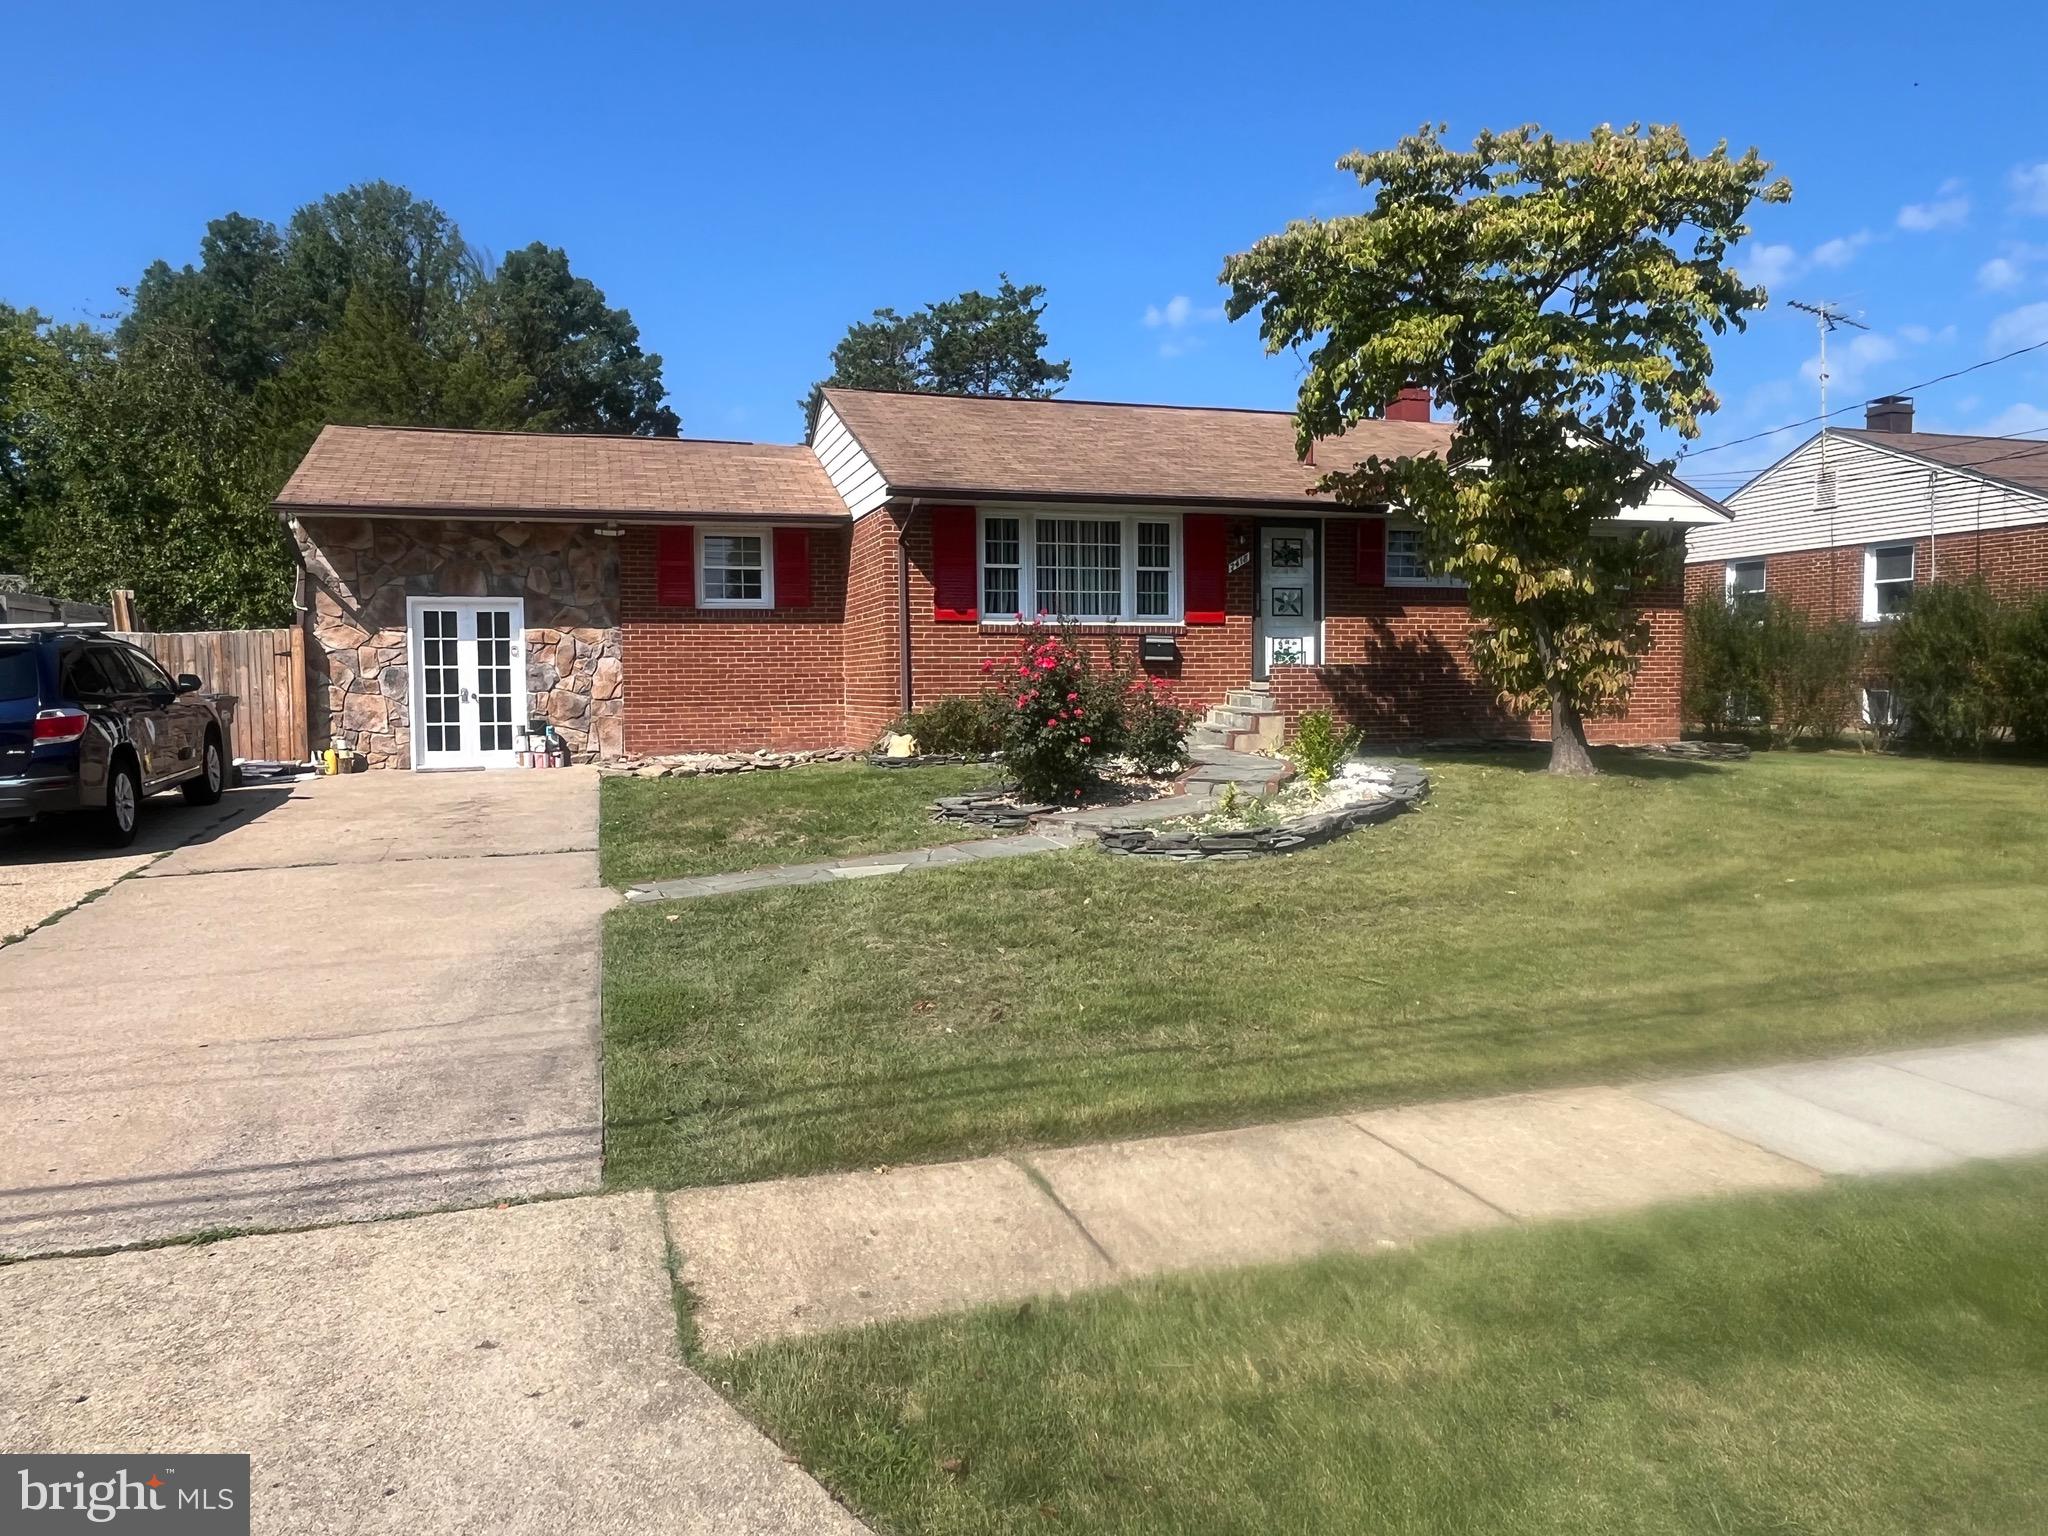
[102, 756, 142, 847]
[183, 731, 226, 806]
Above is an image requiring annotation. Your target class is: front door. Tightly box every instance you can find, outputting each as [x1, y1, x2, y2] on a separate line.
[1255, 525, 1319, 679]
[407, 598, 526, 769]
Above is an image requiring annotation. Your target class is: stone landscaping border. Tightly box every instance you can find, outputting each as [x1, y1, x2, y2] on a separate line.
[868, 751, 1002, 769]
[1098, 764, 1430, 861]
[930, 788, 1057, 829]
[600, 748, 861, 780]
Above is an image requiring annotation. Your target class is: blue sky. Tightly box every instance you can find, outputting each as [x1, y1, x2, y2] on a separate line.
[8, 0, 2048, 495]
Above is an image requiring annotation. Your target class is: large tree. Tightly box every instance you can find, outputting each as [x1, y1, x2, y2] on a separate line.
[802, 275, 1070, 438]
[1224, 123, 1788, 773]
[13, 181, 680, 626]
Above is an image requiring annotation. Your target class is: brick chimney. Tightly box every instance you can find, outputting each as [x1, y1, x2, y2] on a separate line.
[1865, 395, 1914, 433]
[1385, 386, 1432, 423]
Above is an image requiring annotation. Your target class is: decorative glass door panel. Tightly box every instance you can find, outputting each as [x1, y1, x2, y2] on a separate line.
[1255, 526, 1319, 679]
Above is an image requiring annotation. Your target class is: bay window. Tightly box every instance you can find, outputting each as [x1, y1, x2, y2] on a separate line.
[979, 512, 1180, 622]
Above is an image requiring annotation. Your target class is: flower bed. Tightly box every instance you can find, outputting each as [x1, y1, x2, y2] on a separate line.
[1099, 761, 1430, 861]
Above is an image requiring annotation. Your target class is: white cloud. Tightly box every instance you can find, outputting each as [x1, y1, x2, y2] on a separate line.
[1739, 242, 1801, 287]
[2011, 162, 2048, 216]
[1810, 231, 1873, 268]
[1897, 323, 1956, 346]
[1897, 180, 1969, 232]
[1142, 293, 1224, 358]
[1801, 330, 1899, 395]
[1980, 401, 2048, 436]
[1979, 256, 2024, 291]
[1989, 300, 2048, 350]
[1142, 294, 1222, 330]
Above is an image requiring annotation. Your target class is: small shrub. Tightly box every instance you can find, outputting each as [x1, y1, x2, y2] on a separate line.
[1887, 580, 2006, 754]
[890, 693, 1002, 755]
[2002, 592, 2048, 751]
[1116, 677, 1197, 772]
[986, 625, 1105, 802]
[1286, 709, 1356, 787]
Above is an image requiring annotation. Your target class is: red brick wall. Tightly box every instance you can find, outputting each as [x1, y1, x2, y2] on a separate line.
[1269, 519, 1683, 745]
[619, 525, 850, 752]
[844, 509, 907, 746]
[1685, 524, 2048, 623]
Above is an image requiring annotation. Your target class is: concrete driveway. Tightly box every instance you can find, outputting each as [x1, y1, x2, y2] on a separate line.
[0, 768, 615, 1256]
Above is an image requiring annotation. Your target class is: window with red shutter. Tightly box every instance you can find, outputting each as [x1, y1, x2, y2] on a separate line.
[773, 528, 812, 610]
[1183, 513, 1227, 625]
[1354, 519, 1387, 587]
[656, 526, 695, 607]
[930, 505, 978, 623]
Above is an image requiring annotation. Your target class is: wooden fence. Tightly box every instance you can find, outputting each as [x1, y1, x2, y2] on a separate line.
[116, 627, 310, 765]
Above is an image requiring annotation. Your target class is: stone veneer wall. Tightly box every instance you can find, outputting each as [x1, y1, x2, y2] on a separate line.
[294, 515, 623, 767]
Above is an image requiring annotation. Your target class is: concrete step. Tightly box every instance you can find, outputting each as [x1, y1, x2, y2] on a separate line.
[1226, 688, 1275, 710]
[1187, 724, 1233, 748]
[1208, 706, 1282, 732]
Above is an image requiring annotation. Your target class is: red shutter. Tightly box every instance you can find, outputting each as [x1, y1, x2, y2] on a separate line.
[1354, 519, 1386, 587]
[1183, 513, 1227, 625]
[656, 526, 695, 606]
[773, 527, 812, 610]
[930, 504, 978, 623]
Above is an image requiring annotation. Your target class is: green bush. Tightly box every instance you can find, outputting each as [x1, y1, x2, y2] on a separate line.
[1682, 594, 1863, 744]
[890, 693, 1002, 755]
[993, 627, 1107, 802]
[1885, 580, 2006, 754]
[2002, 592, 2048, 751]
[1765, 605, 1865, 743]
[1287, 710, 1357, 787]
[1682, 594, 1768, 734]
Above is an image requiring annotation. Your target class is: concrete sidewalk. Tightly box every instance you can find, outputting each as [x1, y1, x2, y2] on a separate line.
[666, 1031, 2048, 1352]
[0, 1194, 864, 1534]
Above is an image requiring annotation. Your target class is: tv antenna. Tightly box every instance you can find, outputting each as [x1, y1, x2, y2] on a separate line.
[1788, 299, 1869, 595]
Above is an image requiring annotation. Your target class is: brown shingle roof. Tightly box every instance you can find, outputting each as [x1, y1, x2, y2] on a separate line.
[274, 425, 845, 522]
[822, 387, 1452, 508]
[1838, 428, 2048, 498]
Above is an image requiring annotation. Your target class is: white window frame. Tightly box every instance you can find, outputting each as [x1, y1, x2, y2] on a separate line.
[1385, 524, 1466, 588]
[1863, 542, 1913, 623]
[1725, 559, 1766, 604]
[698, 525, 774, 610]
[976, 510, 1183, 625]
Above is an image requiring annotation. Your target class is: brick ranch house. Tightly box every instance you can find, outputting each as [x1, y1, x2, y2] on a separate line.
[1684, 395, 2048, 719]
[275, 387, 1727, 768]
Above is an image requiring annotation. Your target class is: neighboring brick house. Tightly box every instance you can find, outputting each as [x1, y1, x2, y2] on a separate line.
[1685, 395, 2048, 719]
[276, 388, 1725, 768]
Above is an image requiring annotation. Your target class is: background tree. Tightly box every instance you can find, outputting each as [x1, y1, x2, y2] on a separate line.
[1224, 123, 1789, 774]
[803, 275, 1070, 439]
[9, 180, 679, 627]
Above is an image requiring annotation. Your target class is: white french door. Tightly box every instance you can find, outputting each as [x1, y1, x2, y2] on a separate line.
[406, 598, 526, 769]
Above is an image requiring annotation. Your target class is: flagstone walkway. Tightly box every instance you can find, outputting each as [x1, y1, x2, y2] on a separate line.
[664, 1030, 2048, 1352]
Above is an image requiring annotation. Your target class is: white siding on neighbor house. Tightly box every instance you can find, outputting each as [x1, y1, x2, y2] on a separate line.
[1688, 433, 2048, 563]
[812, 400, 891, 519]
[1615, 474, 1728, 527]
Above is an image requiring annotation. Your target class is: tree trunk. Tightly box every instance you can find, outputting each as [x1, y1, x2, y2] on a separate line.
[1546, 681, 1598, 776]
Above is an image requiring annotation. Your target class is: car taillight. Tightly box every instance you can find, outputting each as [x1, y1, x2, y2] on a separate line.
[32, 708, 90, 744]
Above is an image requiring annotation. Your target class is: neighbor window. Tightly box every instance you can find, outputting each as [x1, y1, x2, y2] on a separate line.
[1725, 560, 1766, 604]
[1864, 543, 1914, 621]
[700, 530, 770, 607]
[979, 512, 1181, 623]
[1863, 685, 1901, 729]
[1386, 527, 1464, 586]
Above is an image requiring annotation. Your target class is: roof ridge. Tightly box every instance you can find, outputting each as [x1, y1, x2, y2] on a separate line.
[823, 385, 1442, 425]
[317, 422, 801, 451]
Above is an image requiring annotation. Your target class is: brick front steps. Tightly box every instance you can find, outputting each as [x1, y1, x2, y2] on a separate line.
[1187, 685, 1286, 753]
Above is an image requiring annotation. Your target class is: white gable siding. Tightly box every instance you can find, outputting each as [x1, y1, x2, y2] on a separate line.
[812, 400, 890, 519]
[1689, 433, 2048, 563]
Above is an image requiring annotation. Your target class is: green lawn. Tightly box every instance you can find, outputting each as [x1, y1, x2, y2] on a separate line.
[598, 759, 1000, 886]
[722, 1160, 2048, 1536]
[604, 751, 2048, 1188]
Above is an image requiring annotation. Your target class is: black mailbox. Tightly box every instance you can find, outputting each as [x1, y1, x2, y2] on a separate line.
[1140, 634, 1180, 665]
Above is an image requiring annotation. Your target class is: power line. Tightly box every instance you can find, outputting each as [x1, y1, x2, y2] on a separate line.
[1679, 334, 2048, 460]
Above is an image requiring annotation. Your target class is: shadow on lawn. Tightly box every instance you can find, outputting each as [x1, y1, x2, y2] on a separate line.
[606, 944, 2048, 1181]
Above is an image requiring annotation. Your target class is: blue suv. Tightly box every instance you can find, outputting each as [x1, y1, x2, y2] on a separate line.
[0, 626, 234, 846]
